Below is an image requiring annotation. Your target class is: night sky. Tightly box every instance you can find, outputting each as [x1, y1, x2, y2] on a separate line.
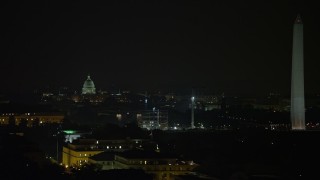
[2, 0, 320, 95]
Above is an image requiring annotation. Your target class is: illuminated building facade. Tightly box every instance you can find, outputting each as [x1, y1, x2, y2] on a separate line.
[0, 112, 64, 126]
[113, 150, 198, 180]
[62, 138, 157, 167]
[82, 75, 96, 95]
[71, 75, 107, 103]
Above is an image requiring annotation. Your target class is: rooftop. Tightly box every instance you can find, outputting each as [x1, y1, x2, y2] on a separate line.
[89, 151, 115, 161]
[117, 150, 178, 159]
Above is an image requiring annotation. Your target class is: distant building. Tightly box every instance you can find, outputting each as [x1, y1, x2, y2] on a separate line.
[71, 75, 107, 103]
[0, 112, 64, 127]
[137, 109, 168, 130]
[82, 75, 96, 95]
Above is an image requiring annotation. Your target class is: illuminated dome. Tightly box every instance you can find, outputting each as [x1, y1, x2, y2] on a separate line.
[82, 75, 96, 94]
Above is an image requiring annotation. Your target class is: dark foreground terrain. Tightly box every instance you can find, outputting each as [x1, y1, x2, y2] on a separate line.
[1, 126, 319, 180]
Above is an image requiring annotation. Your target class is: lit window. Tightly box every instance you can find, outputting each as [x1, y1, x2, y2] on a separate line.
[119, 146, 122, 149]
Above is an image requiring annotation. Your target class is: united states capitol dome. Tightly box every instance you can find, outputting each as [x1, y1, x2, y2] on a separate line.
[82, 75, 96, 94]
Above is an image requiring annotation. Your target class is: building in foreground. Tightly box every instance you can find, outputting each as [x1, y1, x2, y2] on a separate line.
[88, 150, 198, 180]
[88, 152, 116, 170]
[62, 138, 157, 167]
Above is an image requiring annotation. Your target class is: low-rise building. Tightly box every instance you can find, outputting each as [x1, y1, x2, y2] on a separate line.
[87, 150, 199, 180]
[88, 152, 116, 170]
[62, 138, 157, 167]
[114, 150, 198, 180]
[0, 112, 64, 126]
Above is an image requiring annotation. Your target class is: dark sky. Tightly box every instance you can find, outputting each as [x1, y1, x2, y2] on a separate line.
[2, 0, 320, 95]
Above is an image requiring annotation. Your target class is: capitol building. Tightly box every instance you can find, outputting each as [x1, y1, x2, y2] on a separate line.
[82, 75, 96, 95]
[71, 75, 106, 103]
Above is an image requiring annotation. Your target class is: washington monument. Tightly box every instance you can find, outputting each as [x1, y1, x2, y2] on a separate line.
[291, 14, 305, 130]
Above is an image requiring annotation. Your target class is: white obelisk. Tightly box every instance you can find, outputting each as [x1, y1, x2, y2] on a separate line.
[291, 14, 305, 130]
